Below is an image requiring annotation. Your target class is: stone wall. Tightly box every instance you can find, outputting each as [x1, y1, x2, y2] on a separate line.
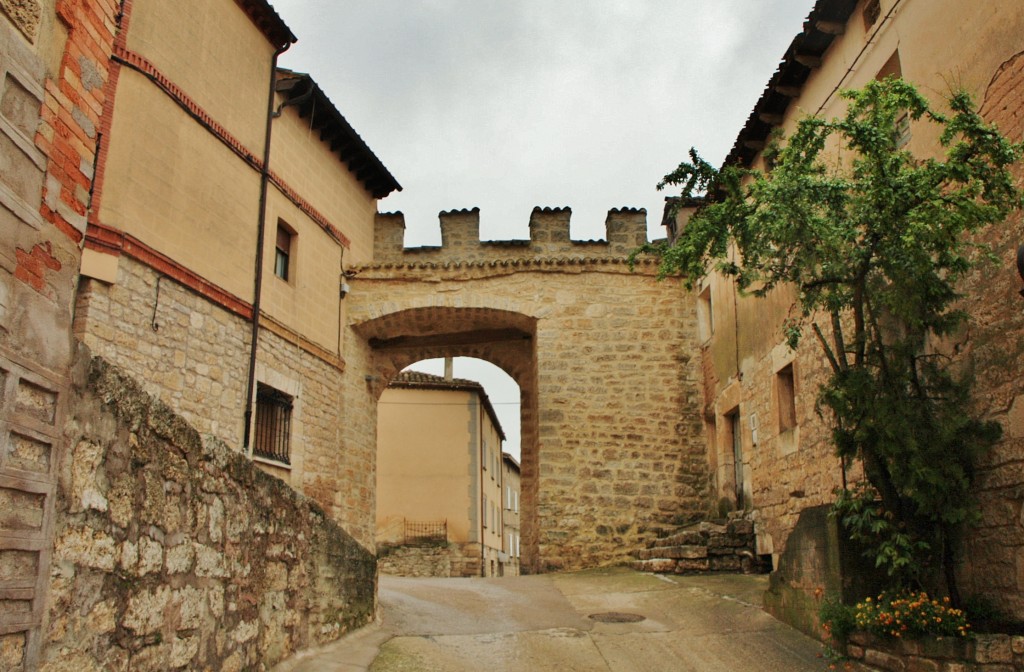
[846, 632, 1024, 672]
[38, 352, 375, 671]
[349, 231, 709, 573]
[73, 255, 374, 544]
[377, 543, 454, 578]
[374, 207, 652, 265]
[74, 259, 251, 449]
[954, 50, 1024, 620]
[376, 541, 497, 579]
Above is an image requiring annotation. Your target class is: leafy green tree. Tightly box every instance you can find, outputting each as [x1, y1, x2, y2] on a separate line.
[638, 78, 1022, 602]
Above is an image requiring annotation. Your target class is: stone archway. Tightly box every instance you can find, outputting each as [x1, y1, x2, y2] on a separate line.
[352, 306, 541, 570]
[342, 207, 710, 572]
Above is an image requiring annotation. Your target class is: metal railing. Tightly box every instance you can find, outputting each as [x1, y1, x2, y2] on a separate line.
[404, 519, 447, 544]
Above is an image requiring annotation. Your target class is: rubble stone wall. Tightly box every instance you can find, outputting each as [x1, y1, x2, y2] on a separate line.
[350, 244, 709, 573]
[40, 352, 375, 671]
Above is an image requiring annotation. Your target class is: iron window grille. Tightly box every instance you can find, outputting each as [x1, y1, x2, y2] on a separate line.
[254, 384, 292, 464]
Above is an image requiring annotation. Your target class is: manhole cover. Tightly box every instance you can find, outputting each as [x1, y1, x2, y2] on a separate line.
[588, 612, 646, 623]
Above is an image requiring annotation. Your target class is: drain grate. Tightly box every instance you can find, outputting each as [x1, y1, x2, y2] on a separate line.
[588, 612, 646, 623]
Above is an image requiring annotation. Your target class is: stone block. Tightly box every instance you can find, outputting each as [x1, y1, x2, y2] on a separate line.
[634, 558, 676, 573]
[659, 545, 708, 560]
[709, 556, 742, 572]
[123, 586, 171, 636]
[0, 632, 25, 670]
[169, 635, 199, 669]
[974, 635, 1013, 664]
[864, 647, 906, 671]
[726, 519, 754, 536]
[676, 558, 710, 572]
[918, 637, 965, 660]
[906, 656, 940, 672]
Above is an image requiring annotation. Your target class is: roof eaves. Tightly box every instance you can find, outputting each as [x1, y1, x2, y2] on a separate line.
[237, 0, 297, 49]
[389, 371, 507, 441]
[276, 69, 402, 199]
[722, 0, 859, 170]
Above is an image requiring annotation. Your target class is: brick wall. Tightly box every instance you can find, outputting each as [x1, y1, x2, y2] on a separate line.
[1, 0, 116, 668]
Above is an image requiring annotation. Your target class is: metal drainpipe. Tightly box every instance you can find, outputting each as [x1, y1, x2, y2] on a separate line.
[243, 43, 291, 452]
[480, 399, 486, 577]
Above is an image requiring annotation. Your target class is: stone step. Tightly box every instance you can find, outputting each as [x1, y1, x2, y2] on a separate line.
[637, 544, 709, 561]
[633, 555, 757, 575]
[652, 530, 705, 548]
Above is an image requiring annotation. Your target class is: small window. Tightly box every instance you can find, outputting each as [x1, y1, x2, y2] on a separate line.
[697, 285, 714, 342]
[874, 51, 910, 148]
[254, 383, 292, 464]
[863, 0, 881, 29]
[482, 494, 488, 528]
[777, 364, 797, 433]
[274, 222, 293, 280]
[513, 491, 518, 513]
[724, 407, 744, 509]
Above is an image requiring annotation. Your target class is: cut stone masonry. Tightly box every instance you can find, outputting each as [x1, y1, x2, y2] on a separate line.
[633, 514, 767, 575]
[373, 206, 651, 265]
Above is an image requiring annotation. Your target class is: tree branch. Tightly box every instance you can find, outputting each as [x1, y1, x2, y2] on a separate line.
[812, 322, 842, 374]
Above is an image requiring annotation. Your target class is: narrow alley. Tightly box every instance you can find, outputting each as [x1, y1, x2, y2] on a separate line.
[275, 569, 830, 671]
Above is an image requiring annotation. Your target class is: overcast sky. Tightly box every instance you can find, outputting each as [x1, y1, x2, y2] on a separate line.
[269, 1, 818, 458]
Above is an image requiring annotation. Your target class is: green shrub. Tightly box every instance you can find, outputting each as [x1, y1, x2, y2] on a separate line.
[820, 597, 857, 645]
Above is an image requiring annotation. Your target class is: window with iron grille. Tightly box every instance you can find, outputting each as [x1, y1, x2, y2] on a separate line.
[254, 383, 292, 464]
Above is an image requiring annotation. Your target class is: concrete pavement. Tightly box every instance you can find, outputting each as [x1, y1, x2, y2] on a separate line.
[273, 568, 831, 671]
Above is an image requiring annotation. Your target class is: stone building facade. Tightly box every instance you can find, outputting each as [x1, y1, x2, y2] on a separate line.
[350, 206, 708, 573]
[71, 0, 400, 549]
[683, 0, 1024, 621]
[502, 452, 522, 576]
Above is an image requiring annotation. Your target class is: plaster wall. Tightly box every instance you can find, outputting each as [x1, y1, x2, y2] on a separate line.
[123, 0, 274, 154]
[260, 184, 344, 353]
[269, 98, 378, 265]
[377, 386, 476, 544]
[96, 69, 261, 301]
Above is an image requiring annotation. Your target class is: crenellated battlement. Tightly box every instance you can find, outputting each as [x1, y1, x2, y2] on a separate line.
[372, 206, 653, 266]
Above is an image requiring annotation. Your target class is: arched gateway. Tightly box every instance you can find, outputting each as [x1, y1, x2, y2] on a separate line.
[342, 206, 708, 572]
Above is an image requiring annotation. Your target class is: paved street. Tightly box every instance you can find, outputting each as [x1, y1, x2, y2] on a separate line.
[274, 568, 830, 671]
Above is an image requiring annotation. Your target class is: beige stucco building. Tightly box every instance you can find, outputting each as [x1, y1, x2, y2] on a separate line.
[679, 0, 1024, 621]
[377, 370, 517, 577]
[502, 452, 522, 576]
[72, 0, 399, 532]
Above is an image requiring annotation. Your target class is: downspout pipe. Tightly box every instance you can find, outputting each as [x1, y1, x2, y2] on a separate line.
[480, 399, 486, 577]
[243, 42, 291, 451]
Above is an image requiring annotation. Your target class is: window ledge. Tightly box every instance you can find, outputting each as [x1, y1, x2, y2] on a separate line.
[252, 454, 292, 470]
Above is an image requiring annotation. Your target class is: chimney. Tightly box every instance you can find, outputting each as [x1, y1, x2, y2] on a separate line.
[444, 357, 454, 381]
